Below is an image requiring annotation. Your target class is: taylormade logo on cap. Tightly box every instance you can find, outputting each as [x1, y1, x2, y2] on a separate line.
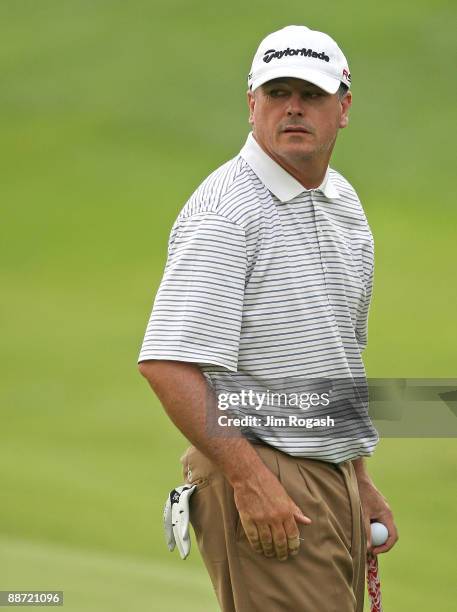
[263, 48, 330, 64]
[248, 25, 351, 95]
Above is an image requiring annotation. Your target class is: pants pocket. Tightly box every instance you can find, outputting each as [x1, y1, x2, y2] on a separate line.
[179, 447, 233, 564]
[180, 445, 219, 491]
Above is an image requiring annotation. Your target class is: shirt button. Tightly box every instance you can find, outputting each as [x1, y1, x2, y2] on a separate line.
[323, 264, 328, 272]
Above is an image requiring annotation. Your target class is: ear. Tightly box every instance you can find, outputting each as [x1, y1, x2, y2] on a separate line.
[247, 90, 255, 125]
[339, 90, 352, 129]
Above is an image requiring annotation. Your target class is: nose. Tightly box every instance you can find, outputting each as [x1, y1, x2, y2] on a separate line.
[286, 92, 305, 116]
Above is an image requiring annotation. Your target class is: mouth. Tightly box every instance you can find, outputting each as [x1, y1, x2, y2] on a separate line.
[282, 126, 312, 134]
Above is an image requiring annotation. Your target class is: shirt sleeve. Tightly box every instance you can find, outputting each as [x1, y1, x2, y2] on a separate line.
[355, 238, 374, 352]
[138, 212, 247, 371]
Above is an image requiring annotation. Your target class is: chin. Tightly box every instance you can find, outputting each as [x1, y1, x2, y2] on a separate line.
[280, 144, 314, 160]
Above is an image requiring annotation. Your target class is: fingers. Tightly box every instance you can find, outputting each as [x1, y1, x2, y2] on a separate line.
[283, 516, 300, 556]
[269, 508, 311, 560]
[242, 515, 305, 561]
[247, 520, 286, 561]
[241, 517, 263, 555]
[255, 515, 307, 561]
[270, 523, 289, 561]
[292, 506, 312, 525]
[372, 517, 399, 555]
[257, 523, 275, 558]
[266, 521, 300, 561]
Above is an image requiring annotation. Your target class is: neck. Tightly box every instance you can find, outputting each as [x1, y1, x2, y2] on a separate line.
[253, 133, 335, 190]
[272, 153, 329, 190]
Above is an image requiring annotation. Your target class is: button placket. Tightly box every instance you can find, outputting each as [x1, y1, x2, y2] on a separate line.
[309, 194, 337, 331]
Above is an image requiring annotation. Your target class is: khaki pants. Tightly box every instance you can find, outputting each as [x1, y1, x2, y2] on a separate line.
[180, 443, 366, 612]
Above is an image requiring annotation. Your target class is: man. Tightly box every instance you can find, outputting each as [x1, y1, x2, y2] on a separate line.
[139, 25, 398, 612]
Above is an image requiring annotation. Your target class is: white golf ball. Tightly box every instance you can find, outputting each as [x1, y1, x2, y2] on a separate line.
[371, 522, 389, 546]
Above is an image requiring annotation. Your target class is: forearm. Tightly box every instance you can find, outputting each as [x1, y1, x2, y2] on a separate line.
[352, 457, 372, 485]
[138, 359, 267, 486]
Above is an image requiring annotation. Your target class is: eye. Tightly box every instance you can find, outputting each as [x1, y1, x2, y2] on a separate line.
[304, 90, 326, 100]
[267, 88, 288, 98]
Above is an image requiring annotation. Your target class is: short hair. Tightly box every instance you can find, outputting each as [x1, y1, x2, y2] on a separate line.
[337, 83, 349, 100]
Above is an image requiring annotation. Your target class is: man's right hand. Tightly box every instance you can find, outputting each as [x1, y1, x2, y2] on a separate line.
[138, 361, 312, 562]
[233, 466, 312, 561]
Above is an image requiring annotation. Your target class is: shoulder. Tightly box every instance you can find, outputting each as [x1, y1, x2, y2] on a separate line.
[329, 168, 363, 204]
[328, 168, 373, 234]
[176, 155, 265, 230]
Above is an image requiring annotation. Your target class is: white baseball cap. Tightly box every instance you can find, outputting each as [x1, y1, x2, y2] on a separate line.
[248, 25, 351, 94]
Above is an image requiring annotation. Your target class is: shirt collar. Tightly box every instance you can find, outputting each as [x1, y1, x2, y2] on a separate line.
[239, 132, 339, 202]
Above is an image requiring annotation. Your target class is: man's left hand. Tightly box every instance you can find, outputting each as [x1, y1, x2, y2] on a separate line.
[357, 478, 399, 555]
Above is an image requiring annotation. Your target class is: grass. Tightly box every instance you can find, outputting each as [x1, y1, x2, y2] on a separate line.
[1, 0, 456, 610]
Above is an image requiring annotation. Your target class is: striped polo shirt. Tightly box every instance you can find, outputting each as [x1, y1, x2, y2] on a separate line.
[139, 132, 379, 463]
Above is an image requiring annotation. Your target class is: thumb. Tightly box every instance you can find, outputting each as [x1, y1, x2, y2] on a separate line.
[293, 506, 312, 525]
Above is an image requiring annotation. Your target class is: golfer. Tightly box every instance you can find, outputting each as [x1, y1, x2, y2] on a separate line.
[139, 25, 398, 612]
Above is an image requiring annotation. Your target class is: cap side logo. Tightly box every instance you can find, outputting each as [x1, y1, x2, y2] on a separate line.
[342, 68, 351, 82]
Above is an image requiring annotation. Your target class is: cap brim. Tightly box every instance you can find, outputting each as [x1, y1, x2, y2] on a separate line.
[250, 67, 341, 94]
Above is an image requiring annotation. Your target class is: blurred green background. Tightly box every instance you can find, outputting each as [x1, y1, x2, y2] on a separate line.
[1, 0, 456, 610]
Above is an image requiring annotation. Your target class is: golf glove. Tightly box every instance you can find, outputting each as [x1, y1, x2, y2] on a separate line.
[163, 484, 196, 560]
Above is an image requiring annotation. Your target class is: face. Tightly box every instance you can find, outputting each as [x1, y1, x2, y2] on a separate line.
[247, 77, 352, 167]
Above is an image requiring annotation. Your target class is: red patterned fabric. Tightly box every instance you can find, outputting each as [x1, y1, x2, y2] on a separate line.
[367, 555, 382, 612]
